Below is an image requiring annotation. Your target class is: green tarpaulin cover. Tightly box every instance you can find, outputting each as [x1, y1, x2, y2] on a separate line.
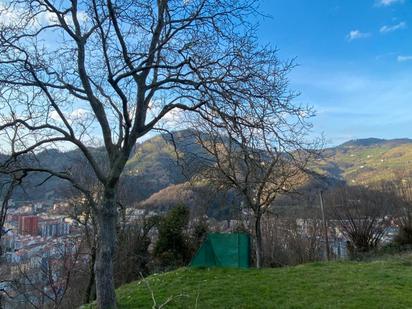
[190, 233, 250, 268]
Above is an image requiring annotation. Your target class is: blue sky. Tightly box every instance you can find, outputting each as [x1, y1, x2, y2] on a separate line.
[257, 0, 412, 145]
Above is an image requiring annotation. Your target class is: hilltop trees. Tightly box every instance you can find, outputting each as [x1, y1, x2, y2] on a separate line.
[0, 0, 310, 306]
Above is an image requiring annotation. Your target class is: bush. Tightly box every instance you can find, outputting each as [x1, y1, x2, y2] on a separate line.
[154, 205, 191, 269]
[395, 226, 412, 246]
[190, 218, 208, 254]
[115, 216, 158, 285]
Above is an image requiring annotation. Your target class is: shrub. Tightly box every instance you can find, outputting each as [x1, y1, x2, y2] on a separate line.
[154, 205, 191, 269]
[395, 226, 412, 246]
[190, 218, 208, 254]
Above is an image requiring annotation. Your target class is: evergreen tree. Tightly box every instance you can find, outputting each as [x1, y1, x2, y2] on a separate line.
[154, 205, 191, 268]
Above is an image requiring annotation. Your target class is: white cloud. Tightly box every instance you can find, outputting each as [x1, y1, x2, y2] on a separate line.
[376, 0, 404, 6]
[157, 108, 185, 129]
[375, 52, 398, 60]
[49, 108, 91, 122]
[397, 55, 412, 62]
[0, 3, 19, 26]
[380, 21, 407, 33]
[346, 30, 371, 42]
[31, 10, 89, 29]
[70, 108, 89, 121]
[49, 110, 61, 121]
[0, 2, 88, 29]
[0, 2, 54, 28]
[146, 99, 187, 130]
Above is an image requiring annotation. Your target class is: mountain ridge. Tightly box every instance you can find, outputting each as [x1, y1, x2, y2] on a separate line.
[337, 137, 412, 149]
[3, 133, 412, 205]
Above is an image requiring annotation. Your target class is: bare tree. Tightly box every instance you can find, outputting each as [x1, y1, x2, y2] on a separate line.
[114, 216, 157, 286]
[260, 212, 323, 267]
[4, 236, 85, 309]
[376, 179, 412, 246]
[1, 156, 28, 250]
[192, 96, 317, 268]
[0, 175, 18, 254]
[66, 194, 98, 306]
[326, 186, 396, 255]
[0, 0, 300, 306]
[0, 163, 27, 308]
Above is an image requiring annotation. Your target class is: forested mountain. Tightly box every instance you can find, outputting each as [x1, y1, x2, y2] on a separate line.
[4, 131, 412, 207]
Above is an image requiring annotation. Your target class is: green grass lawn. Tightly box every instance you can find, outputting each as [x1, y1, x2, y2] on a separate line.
[90, 255, 412, 308]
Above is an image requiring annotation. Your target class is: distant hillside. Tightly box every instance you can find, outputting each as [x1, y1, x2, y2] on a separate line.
[319, 138, 412, 185]
[4, 133, 412, 204]
[138, 181, 240, 219]
[339, 138, 412, 148]
[123, 129, 209, 201]
[2, 129, 207, 203]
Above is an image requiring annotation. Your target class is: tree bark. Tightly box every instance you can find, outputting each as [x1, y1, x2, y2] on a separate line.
[95, 188, 118, 309]
[254, 214, 263, 269]
[84, 245, 96, 304]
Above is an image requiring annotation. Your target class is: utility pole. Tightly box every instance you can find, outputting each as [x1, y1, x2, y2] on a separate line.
[319, 190, 330, 261]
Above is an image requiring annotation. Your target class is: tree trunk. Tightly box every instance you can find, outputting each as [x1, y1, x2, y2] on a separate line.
[95, 189, 118, 309]
[84, 245, 96, 304]
[255, 214, 263, 269]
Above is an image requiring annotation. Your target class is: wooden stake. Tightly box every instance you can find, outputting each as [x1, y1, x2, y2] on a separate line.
[320, 190, 330, 261]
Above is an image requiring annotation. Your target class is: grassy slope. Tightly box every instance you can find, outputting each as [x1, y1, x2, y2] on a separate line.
[320, 143, 412, 185]
[112, 256, 412, 308]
